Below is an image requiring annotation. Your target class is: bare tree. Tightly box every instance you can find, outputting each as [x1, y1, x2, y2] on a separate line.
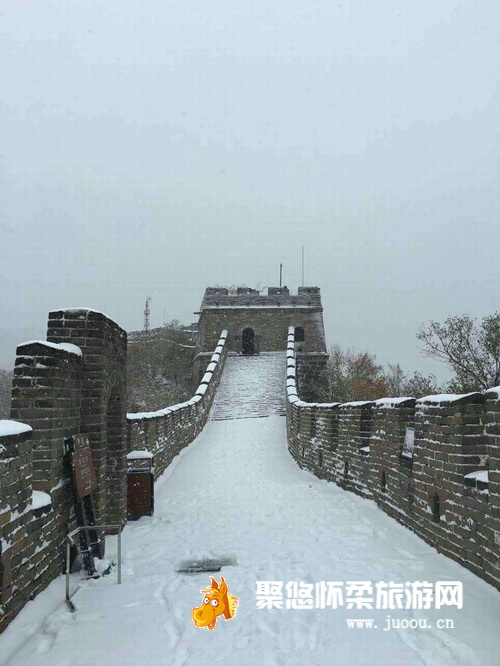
[417, 313, 500, 392]
[385, 363, 440, 398]
[403, 371, 440, 398]
[385, 363, 406, 397]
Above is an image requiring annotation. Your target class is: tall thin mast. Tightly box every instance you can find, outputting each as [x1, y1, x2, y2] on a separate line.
[143, 296, 151, 332]
[301, 246, 304, 286]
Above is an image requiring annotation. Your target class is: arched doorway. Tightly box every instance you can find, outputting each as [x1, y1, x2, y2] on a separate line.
[242, 328, 255, 355]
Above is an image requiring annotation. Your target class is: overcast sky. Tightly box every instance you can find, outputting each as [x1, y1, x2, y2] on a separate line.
[1, 0, 498, 383]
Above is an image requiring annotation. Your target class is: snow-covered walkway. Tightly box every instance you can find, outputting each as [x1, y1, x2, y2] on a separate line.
[2, 354, 499, 665]
[211, 352, 286, 420]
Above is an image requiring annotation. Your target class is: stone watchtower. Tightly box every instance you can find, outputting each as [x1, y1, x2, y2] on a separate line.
[193, 286, 329, 400]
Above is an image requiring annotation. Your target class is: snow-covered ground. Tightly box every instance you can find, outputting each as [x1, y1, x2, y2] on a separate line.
[2, 359, 500, 665]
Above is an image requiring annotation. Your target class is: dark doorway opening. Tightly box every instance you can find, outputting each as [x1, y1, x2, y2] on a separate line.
[242, 328, 255, 355]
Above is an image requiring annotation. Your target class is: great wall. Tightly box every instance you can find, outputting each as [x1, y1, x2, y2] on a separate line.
[1, 286, 499, 634]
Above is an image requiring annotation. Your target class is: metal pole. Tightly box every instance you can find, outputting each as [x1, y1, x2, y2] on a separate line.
[65, 539, 71, 604]
[118, 527, 122, 584]
[279, 263, 282, 287]
[64, 524, 123, 612]
[301, 246, 304, 286]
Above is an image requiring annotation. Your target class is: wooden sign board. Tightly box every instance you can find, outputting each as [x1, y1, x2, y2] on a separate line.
[71, 440, 98, 499]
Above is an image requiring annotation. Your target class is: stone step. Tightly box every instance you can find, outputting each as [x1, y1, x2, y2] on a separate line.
[211, 352, 286, 421]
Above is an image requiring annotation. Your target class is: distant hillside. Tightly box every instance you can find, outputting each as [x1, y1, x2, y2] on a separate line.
[127, 320, 197, 413]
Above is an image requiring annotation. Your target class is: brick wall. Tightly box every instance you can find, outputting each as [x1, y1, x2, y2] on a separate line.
[196, 287, 327, 355]
[286, 327, 500, 590]
[0, 313, 227, 635]
[0, 308, 128, 633]
[47, 309, 128, 527]
[0, 423, 58, 633]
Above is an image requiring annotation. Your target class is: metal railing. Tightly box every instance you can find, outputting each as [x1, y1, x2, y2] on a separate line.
[65, 524, 123, 612]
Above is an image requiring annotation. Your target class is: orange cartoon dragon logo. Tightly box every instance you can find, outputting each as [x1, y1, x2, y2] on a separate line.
[192, 576, 239, 630]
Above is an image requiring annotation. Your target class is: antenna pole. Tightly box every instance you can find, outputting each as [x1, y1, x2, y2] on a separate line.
[143, 296, 151, 332]
[279, 263, 282, 287]
[301, 246, 304, 286]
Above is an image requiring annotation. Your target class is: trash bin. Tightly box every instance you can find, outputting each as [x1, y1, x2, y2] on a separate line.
[127, 450, 154, 520]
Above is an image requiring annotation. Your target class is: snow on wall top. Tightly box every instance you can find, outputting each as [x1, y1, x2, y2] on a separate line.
[32, 490, 51, 509]
[57, 343, 83, 356]
[51, 307, 106, 315]
[416, 392, 482, 405]
[464, 470, 488, 483]
[0, 420, 33, 437]
[286, 326, 500, 410]
[127, 450, 154, 460]
[17, 340, 83, 357]
[373, 397, 415, 408]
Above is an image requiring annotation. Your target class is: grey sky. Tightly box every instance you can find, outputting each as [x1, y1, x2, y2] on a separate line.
[1, 0, 499, 384]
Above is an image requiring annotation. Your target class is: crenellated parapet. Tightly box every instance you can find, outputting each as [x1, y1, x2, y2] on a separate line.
[286, 326, 500, 590]
[200, 286, 322, 309]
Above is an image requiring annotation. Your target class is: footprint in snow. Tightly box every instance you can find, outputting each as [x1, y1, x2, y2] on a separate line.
[37, 638, 53, 654]
[163, 619, 183, 650]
